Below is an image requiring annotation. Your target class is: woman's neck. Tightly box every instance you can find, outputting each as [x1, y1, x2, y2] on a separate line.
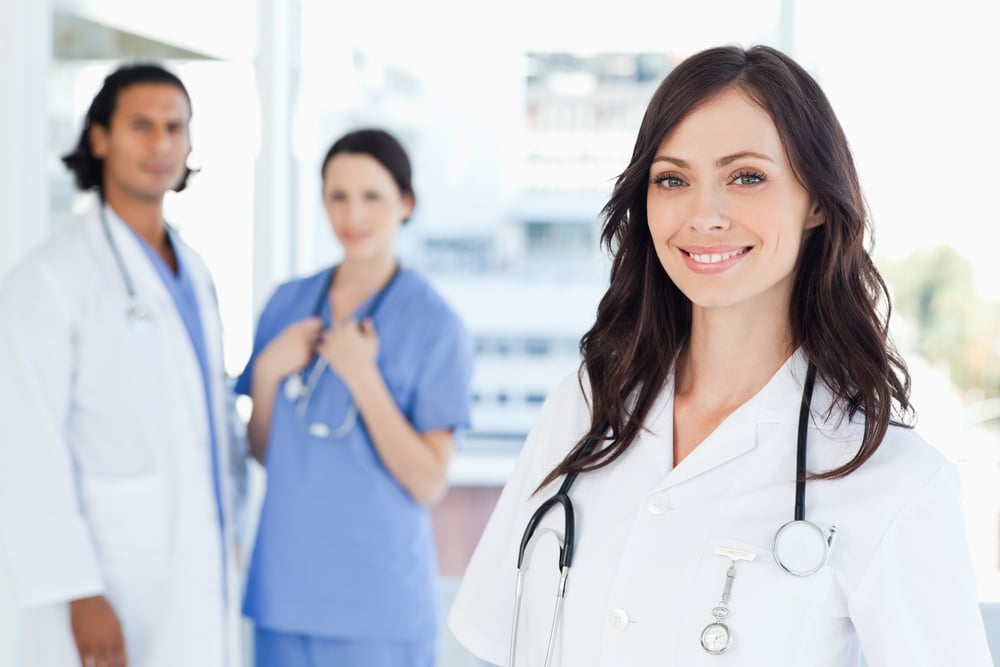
[675, 304, 795, 408]
[329, 254, 398, 317]
[670, 303, 795, 466]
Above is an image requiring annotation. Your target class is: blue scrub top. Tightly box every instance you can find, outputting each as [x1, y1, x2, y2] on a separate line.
[235, 266, 475, 641]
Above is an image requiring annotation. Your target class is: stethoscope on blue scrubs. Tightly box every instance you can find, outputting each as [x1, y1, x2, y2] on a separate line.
[99, 204, 155, 330]
[510, 363, 837, 665]
[282, 263, 401, 439]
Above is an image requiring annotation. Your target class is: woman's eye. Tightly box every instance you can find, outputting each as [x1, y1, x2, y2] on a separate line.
[651, 173, 686, 188]
[732, 170, 766, 186]
[327, 192, 345, 202]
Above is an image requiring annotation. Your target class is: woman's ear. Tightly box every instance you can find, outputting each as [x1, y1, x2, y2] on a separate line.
[401, 193, 415, 223]
[804, 201, 825, 230]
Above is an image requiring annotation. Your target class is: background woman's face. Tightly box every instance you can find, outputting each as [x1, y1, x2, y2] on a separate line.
[645, 88, 823, 316]
[322, 153, 413, 263]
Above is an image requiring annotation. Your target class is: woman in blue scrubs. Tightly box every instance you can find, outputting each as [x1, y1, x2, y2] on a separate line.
[236, 128, 475, 666]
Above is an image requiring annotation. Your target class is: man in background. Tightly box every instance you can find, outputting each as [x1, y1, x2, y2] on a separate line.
[0, 62, 245, 667]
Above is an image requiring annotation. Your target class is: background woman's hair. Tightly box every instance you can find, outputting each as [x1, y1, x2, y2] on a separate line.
[321, 128, 416, 222]
[539, 44, 912, 490]
[61, 62, 195, 194]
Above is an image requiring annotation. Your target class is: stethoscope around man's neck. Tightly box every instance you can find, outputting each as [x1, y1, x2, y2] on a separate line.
[509, 362, 837, 666]
[98, 203, 156, 329]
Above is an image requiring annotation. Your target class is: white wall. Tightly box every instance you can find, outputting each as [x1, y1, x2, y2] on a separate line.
[0, 0, 52, 279]
[0, 2, 52, 665]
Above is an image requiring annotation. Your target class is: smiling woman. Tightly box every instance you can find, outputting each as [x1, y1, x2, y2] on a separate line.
[645, 89, 822, 316]
[447, 44, 994, 667]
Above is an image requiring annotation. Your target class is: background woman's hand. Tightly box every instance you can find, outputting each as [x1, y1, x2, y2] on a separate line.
[255, 316, 324, 386]
[70, 595, 127, 667]
[317, 317, 380, 390]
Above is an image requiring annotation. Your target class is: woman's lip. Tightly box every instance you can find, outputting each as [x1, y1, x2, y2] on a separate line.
[341, 231, 369, 243]
[144, 164, 174, 176]
[678, 245, 752, 274]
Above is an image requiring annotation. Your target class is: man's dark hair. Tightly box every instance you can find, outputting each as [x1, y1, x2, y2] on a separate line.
[61, 62, 194, 194]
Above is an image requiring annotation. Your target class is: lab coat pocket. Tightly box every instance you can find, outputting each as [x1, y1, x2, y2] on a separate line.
[78, 474, 171, 659]
[679, 535, 840, 664]
[701, 535, 836, 611]
[79, 474, 170, 580]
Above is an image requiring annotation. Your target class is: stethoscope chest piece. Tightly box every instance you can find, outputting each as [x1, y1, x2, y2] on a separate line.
[772, 519, 837, 577]
[126, 301, 154, 330]
[284, 374, 305, 401]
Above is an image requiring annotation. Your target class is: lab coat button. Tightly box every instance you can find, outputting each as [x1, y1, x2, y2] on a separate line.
[608, 608, 630, 630]
[647, 494, 671, 515]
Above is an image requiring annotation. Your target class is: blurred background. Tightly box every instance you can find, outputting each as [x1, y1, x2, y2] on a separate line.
[1, 0, 998, 664]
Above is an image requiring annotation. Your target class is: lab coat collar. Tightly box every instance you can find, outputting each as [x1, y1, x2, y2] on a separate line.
[649, 348, 822, 491]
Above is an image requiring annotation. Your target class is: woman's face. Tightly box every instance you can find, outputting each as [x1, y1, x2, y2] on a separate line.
[646, 88, 823, 315]
[322, 152, 413, 263]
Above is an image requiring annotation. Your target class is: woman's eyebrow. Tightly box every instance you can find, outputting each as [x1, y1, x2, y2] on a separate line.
[650, 151, 776, 168]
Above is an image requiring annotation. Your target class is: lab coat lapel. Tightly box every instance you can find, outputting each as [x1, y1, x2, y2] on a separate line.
[633, 379, 676, 481]
[175, 238, 223, 383]
[656, 350, 810, 490]
[658, 403, 760, 490]
[174, 238, 243, 629]
[89, 204, 210, 432]
[175, 239, 229, 504]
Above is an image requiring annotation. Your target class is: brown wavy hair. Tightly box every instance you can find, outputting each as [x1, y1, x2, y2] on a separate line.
[539, 44, 912, 490]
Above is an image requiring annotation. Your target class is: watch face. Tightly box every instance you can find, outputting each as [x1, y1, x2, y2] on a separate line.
[700, 622, 731, 654]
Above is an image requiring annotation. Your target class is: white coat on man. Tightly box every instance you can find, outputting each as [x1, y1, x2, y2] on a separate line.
[0, 200, 245, 667]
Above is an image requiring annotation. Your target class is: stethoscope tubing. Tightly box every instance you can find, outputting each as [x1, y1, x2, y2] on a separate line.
[98, 204, 159, 327]
[98, 204, 139, 303]
[511, 362, 827, 663]
[509, 425, 605, 667]
[289, 262, 402, 439]
[794, 363, 817, 521]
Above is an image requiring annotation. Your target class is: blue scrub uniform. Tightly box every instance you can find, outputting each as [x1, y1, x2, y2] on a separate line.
[236, 266, 475, 667]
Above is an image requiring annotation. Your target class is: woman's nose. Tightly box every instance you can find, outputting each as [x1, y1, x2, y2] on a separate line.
[688, 188, 731, 232]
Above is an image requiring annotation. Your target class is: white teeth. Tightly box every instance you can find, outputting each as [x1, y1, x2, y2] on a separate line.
[688, 249, 746, 263]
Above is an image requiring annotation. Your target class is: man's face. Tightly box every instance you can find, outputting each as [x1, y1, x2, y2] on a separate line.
[89, 82, 192, 204]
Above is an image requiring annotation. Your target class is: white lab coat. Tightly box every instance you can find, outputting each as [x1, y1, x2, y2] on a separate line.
[0, 203, 244, 666]
[449, 351, 994, 666]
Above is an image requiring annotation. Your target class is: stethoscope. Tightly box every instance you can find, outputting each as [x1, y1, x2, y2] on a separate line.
[509, 363, 837, 665]
[99, 204, 155, 330]
[282, 263, 401, 439]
